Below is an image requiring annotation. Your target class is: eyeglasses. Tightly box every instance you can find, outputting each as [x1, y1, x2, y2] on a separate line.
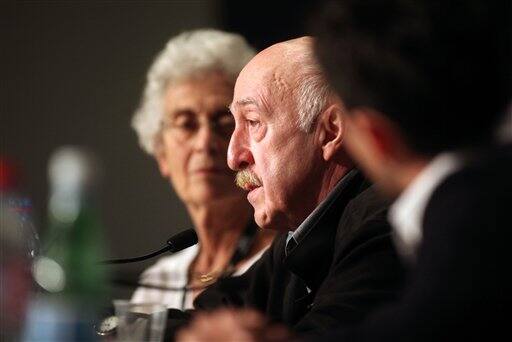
[161, 110, 235, 141]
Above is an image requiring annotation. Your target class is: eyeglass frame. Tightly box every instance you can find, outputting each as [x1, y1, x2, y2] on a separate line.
[160, 108, 236, 142]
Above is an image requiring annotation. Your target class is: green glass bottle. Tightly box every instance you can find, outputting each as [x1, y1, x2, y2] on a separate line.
[25, 147, 108, 341]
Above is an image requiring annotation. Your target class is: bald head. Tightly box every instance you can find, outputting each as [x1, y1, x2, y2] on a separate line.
[246, 36, 315, 79]
[233, 37, 333, 131]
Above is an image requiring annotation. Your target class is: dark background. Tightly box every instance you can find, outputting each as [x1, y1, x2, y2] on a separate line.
[1, 0, 316, 297]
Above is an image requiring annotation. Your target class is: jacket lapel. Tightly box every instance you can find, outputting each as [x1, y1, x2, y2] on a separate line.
[283, 171, 366, 291]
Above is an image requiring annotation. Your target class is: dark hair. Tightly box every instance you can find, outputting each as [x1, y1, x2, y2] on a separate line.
[315, 0, 511, 155]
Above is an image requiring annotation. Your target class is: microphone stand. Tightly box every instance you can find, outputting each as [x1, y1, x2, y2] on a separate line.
[98, 245, 172, 265]
[98, 228, 198, 265]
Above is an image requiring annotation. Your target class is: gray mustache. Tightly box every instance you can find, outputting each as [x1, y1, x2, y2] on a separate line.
[235, 169, 262, 189]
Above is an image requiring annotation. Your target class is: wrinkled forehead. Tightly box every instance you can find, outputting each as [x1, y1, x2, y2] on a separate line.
[231, 58, 295, 115]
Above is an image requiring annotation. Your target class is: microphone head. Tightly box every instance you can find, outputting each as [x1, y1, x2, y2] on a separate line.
[166, 229, 198, 253]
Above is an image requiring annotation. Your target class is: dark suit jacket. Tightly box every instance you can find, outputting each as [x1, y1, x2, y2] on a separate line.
[194, 172, 405, 336]
[320, 145, 512, 341]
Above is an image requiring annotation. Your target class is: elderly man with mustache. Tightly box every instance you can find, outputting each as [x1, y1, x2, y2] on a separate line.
[176, 37, 404, 340]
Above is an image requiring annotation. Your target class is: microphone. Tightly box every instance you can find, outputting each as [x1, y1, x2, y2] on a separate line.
[99, 229, 198, 265]
[165, 228, 199, 253]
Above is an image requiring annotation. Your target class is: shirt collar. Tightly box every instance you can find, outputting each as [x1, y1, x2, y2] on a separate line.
[389, 152, 463, 264]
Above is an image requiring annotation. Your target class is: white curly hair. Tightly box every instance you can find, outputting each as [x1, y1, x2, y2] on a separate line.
[131, 29, 256, 155]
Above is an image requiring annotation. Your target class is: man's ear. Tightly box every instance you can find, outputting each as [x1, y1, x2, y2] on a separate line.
[317, 103, 345, 161]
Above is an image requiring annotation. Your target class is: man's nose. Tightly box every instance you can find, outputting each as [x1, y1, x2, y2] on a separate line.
[227, 127, 254, 171]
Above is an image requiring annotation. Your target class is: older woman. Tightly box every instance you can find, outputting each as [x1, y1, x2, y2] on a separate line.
[130, 29, 274, 310]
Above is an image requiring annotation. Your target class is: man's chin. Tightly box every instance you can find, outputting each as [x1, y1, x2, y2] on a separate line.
[253, 210, 288, 232]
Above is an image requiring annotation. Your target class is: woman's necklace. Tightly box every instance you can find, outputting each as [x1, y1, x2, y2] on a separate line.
[198, 270, 221, 284]
[188, 222, 258, 287]
[189, 269, 224, 286]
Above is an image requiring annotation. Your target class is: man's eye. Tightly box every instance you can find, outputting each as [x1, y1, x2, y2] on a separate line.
[247, 119, 260, 128]
[244, 117, 265, 141]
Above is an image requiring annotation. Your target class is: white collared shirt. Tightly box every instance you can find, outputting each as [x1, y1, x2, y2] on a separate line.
[389, 153, 463, 264]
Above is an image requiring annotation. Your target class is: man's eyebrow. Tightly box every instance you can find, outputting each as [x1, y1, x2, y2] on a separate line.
[229, 97, 259, 113]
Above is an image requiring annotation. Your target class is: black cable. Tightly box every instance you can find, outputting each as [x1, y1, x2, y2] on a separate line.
[98, 228, 198, 265]
[98, 245, 171, 265]
[111, 277, 210, 292]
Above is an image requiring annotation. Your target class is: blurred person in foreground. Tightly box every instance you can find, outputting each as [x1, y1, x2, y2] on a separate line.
[178, 1, 511, 341]
[130, 29, 275, 310]
[312, 0, 512, 340]
[176, 36, 404, 339]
